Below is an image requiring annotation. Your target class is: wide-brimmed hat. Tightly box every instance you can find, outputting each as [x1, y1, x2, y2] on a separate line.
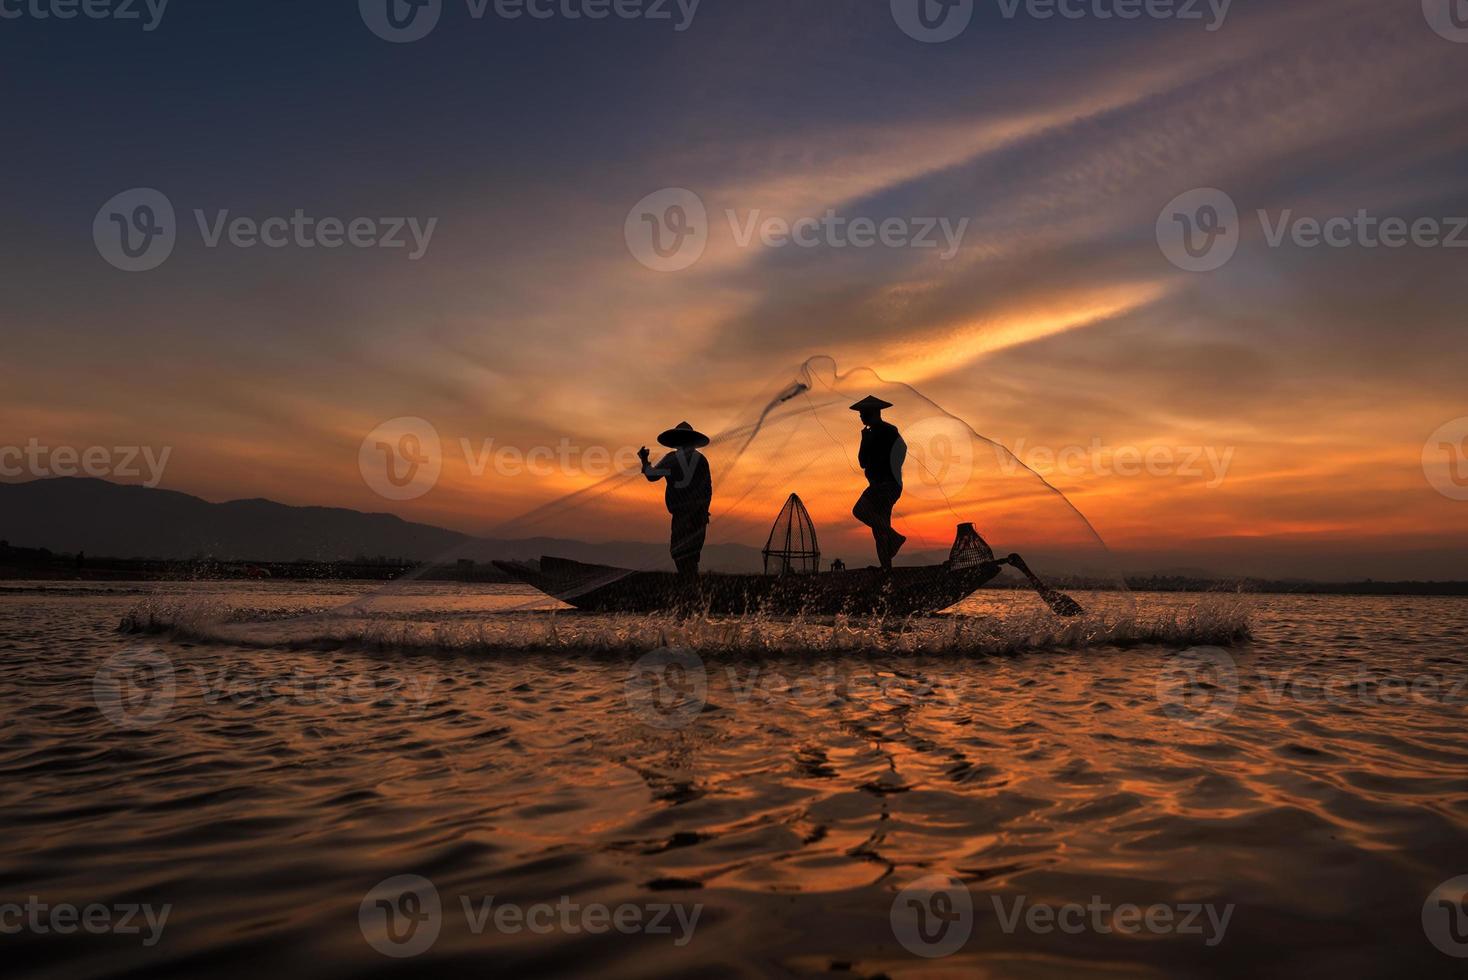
[657, 421, 711, 448]
[849, 395, 894, 413]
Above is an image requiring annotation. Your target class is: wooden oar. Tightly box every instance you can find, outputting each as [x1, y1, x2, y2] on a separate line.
[1003, 553, 1085, 617]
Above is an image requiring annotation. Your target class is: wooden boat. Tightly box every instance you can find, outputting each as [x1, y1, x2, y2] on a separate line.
[492, 555, 1008, 616]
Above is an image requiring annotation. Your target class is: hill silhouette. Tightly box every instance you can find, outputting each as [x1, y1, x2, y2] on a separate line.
[0, 479, 767, 571]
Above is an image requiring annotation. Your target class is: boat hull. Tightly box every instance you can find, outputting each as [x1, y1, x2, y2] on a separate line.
[492, 556, 1004, 616]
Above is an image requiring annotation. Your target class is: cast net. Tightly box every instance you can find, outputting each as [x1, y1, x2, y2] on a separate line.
[337, 355, 1131, 619]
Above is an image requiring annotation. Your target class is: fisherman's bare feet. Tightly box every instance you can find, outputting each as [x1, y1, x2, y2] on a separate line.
[888, 531, 907, 560]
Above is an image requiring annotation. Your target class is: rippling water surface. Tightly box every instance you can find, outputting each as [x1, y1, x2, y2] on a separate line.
[3, 583, 1467, 978]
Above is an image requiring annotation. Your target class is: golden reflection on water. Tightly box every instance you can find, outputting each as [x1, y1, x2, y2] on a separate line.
[3, 584, 1467, 977]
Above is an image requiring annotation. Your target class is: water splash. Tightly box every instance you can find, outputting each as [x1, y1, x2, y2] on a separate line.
[123, 594, 1249, 658]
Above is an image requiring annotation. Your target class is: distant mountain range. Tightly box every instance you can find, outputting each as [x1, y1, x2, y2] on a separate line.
[0, 478, 772, 572]
[5, 480, 1467, 593]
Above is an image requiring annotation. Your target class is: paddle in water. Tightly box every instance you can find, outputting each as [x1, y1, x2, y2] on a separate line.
[1005, 553, 1085, 617]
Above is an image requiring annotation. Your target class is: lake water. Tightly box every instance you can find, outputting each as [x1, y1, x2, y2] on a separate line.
[2, 582, 1467, 977]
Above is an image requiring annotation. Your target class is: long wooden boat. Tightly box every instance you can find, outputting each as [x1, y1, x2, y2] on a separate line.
[492, 555, 1008, 616]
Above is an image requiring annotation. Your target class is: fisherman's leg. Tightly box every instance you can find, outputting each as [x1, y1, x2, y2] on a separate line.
[871, 526, 891, 570]
[869, 506, 893, 569]
[871, 491, 900, 570]
[854, 487, 885, 566]
[884, 490, 906, 561]
[686, 520, 707, 575]
[672, 538, 700, 576]
[862, 518, 891, 569]
[670, 514, 706, 577]
[668, 516, 685, 570]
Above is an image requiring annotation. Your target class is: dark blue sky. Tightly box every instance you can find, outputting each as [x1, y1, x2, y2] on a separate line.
[4, 0, 1467, 578]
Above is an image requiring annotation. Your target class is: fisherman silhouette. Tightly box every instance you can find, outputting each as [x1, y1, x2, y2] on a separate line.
[850, 396, 907, 570]
[640, 422, 713, 576]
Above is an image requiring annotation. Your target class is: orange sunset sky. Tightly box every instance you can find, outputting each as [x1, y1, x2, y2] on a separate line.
[3, 0, 1466, 579]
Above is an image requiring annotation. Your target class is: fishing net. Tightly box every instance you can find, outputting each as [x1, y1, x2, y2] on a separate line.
[333, 355, 1131, 619]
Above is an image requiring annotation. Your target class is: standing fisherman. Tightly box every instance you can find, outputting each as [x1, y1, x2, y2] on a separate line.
[639, 422, 713, 576]
[850, 396, 907, 570]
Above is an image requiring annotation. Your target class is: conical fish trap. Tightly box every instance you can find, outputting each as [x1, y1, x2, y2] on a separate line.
[763, 493, 820, 575]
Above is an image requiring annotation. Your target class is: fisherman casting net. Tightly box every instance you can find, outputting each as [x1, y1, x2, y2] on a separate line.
[326, 355, 1131, 620]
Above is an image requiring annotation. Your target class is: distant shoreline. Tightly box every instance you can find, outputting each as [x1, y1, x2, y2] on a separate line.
[0, 545, 514, 585]
[2, 545, 1466, 596]
[1119, 576, 1468, 597]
